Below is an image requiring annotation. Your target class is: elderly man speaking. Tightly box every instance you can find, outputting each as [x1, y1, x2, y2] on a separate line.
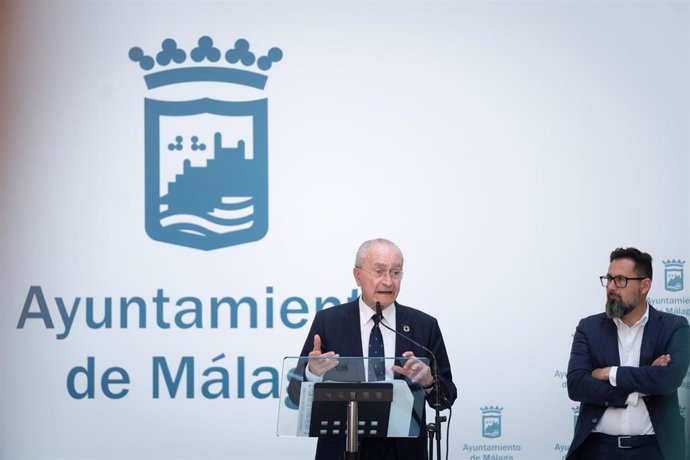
[294, 238, 457, 460]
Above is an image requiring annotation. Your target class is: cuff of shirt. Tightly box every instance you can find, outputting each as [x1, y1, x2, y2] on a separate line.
[305, 365, 324, 383]
[608, 366, 618, 386]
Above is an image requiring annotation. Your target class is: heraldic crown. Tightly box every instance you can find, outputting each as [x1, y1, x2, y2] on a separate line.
[480, 406, 504, 414]
[663, 259, 686, 268]
[129, 36, 283, 90]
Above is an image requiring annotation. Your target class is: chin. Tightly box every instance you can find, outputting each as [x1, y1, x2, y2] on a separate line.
[377, 297, 396, 306]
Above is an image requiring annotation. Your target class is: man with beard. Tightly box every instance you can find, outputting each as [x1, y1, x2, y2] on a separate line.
[566, 247, 690, 460]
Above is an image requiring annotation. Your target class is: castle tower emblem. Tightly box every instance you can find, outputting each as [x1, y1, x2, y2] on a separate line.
[129, 37, 283, 250]
[480, 406, 503, 438]
[663, 259, 685, 292]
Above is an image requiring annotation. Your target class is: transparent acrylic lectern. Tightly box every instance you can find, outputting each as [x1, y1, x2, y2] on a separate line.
[277, 356, 429, 457]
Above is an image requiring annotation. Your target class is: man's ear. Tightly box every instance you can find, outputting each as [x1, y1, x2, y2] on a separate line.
[353, 267, 362, 287]
[641, 278, 652, 296]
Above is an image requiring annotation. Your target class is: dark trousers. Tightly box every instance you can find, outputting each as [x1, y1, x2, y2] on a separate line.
[577, 433, 663, 460]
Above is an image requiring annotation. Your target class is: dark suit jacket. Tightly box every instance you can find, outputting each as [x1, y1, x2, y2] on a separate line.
[566, 305, 690, 460]
[291, 300, 457, 460]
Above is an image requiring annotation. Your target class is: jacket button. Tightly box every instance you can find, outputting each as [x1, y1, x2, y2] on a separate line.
[592, 418, 598, 424]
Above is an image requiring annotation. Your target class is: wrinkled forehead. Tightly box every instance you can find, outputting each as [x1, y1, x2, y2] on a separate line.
[363, 243, 403, 267]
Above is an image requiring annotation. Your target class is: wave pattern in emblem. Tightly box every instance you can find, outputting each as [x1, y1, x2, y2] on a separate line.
[160, 196, 254, 236]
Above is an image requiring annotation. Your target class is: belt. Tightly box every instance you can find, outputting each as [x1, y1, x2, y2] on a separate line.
[590, 433, 658, 449]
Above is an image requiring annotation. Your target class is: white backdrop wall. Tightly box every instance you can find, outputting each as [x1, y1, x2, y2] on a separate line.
[1, 1, 688, 459]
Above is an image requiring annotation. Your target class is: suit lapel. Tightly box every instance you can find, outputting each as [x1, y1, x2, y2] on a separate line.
[639, 305, 661, 366]
[394, 302, 408, 357]
[345, 301, 363, 356]
[602, 316, 621, 367]
[392, 303, 409, 376]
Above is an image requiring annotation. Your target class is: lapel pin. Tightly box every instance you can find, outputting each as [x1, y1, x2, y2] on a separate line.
[402, 325, 410, 333]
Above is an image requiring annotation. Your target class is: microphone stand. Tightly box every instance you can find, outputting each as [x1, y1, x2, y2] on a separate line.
[375, 302, 447, 460]
[426, 360, 445, 460]
[344, 400, 359, 460]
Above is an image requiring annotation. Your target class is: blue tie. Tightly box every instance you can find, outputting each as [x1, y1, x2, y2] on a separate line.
[368, 315, 385, 381]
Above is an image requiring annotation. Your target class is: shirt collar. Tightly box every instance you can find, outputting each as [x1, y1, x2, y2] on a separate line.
[358, 297, 395, 327]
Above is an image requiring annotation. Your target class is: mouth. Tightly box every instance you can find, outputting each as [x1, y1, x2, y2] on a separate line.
[377, 290, 394, 295]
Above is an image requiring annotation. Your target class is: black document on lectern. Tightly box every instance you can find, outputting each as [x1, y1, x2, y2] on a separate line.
[309, 382, 393, 438]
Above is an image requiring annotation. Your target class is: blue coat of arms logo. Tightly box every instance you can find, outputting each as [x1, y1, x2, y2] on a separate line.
[663, 259, 685, 292]
[481, 406, 503, 438]
[129, 37, 282, 250]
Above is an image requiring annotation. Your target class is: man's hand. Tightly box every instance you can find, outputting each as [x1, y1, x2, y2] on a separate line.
[591, 367, 611, 381]
[391, 351, 434, 388]
[307, 334, 339, 376]
[651, 354, 671, 366]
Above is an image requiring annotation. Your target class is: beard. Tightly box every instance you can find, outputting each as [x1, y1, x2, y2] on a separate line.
[605, 295, 638, 319]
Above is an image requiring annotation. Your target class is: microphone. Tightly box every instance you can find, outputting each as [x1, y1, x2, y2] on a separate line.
[375, 301, 383, 325]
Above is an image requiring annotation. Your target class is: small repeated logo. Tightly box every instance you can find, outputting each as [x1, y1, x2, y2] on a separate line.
[663, 259, 685, 292]
[480, 406, 503, 438]
[572, 405, 579, 431]
[129, 37, 283, 250]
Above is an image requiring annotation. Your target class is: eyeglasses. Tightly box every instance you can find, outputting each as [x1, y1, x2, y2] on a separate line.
[599, 275, 646, 288]
[357, 267, 404, 280]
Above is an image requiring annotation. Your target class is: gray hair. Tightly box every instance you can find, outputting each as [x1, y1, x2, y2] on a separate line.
[354, 238, 404, 268]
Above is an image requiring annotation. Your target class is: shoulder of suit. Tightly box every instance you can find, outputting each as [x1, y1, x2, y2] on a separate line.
[314, 300, 358, 319]
[395, 303, 438, 323]
[649, 305, 689, 325]
[580, 311, 608, 324]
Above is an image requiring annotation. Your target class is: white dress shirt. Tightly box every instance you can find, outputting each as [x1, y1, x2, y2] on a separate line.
[593, 304, 654, 435]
